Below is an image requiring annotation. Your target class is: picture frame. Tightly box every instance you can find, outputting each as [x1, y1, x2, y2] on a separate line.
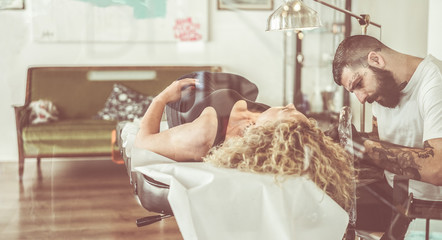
[0, 0, 24, 9]
[32, 0, 208, 43]
[218, 0, 273, 10]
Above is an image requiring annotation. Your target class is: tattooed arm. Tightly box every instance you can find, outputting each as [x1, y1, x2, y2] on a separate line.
[360, 117, 442, 185]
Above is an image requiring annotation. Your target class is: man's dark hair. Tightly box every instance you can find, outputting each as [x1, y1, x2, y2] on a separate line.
[332, 35, 385, 85]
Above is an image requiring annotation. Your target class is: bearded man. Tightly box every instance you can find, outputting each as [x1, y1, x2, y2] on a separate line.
[332, 35, 442, 239]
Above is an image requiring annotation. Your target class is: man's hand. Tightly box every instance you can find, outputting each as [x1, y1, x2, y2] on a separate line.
[324, 123, 340, 143]
[324, 123, 367, 159]
[351, 124, 367, 160]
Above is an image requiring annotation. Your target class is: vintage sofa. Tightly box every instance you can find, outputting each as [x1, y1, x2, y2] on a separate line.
[14, 66, 221, 179]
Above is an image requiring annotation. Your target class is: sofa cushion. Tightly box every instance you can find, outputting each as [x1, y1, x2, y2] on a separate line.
[22, 119, 117, 155]
[96, 83, 153, 121]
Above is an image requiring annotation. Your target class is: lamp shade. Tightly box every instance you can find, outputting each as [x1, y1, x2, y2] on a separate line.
[266, 0, 321, 31]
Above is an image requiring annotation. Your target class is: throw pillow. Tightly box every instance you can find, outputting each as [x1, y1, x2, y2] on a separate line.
[28, 99, 59, 124]
[96, 83, 153, 121]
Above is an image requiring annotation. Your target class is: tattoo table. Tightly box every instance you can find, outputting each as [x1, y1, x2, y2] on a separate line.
[383, 174, 442, 240]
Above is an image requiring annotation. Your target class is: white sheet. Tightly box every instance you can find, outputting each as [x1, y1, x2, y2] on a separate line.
[123, 121, 349, 239]
[135, 162, 349, 240]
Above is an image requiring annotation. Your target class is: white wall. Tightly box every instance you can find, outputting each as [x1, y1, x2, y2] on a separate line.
[353, 0, 429, 56]
[428, 0, 442, 59]
[0, 0, 432, 161]
[350, 0, 429, 131]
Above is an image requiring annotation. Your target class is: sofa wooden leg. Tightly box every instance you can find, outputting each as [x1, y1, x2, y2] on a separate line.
[37, 157, 41, 165]
[19, 156, 24, 181]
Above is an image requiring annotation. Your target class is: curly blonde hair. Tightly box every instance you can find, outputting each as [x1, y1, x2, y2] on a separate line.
[203, 119, 355, 211]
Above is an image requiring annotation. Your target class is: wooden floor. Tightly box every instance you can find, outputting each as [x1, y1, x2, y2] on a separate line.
[0, 159, 183, 240]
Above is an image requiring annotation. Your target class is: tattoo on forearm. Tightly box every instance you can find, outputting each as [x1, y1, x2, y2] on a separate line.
[418, 141, 435, 158]
[367, 141, 435, 180]
[371, 146, 421, 179]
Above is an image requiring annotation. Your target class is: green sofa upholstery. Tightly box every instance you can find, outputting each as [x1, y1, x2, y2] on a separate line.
[14, 66, 221, 179]
[22, 119, 116, 155]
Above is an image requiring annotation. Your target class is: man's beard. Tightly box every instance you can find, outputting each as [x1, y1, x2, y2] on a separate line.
[368, 66, 402, 108]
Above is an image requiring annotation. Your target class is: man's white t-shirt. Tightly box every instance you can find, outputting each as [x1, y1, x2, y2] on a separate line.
[371, 55, 442, 199]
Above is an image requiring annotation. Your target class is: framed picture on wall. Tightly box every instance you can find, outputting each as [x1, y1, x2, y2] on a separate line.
[0, 0, 24, 9]
[218, 0, 273, 10]
[32, 0, 208, 43]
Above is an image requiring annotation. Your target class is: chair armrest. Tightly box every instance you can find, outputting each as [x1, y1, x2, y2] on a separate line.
[13, 104, 30, 130]
[13, 105, 29, 167]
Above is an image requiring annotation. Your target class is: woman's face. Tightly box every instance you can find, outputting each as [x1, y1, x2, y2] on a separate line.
[255, 103, 308, 126]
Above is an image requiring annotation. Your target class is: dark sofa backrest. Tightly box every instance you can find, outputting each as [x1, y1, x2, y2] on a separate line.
[26, 66, 221, 119]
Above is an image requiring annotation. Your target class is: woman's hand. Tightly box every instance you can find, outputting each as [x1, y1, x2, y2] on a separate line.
[156, 78, 198, 104]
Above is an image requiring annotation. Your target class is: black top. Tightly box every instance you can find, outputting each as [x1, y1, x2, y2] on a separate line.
[165, 72, 269, 146]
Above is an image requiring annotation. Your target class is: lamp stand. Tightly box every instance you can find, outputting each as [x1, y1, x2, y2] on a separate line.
[359, 14, 370, 132]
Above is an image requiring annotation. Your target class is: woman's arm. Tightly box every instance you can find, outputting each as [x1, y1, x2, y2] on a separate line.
[138, 78, 197, 135]
[134, 78, 217, 161]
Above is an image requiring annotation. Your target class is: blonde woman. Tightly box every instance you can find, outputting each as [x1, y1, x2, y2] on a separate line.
[204, 118, 354, 210]
[135, 72, 355, 210]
